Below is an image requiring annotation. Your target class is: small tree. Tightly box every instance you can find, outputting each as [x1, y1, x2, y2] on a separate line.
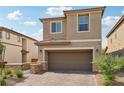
[0, 41, 5, 75]
[96, 54, 124, 85]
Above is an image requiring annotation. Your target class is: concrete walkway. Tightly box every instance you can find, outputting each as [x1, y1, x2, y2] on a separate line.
[15, 71, 97, 86]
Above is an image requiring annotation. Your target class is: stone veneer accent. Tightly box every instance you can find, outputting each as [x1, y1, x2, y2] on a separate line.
[22, 63, 30, 70]
[30, 63, 42, 74]
[5, 62, 30, 70]
[5, 65, 22, 70]
[92, 63, 98, 72]
[42, 63, 48, 71]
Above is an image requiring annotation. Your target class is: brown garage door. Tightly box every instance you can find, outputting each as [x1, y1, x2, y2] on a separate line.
[48, 50, 92, 71]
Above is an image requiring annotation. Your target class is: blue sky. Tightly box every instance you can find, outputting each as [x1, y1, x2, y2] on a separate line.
[0, 6, 124, 48]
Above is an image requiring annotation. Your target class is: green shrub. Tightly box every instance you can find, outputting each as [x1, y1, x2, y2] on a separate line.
[102, 78, 113, 86]
[104, 74, 115, 81]
[15, 70, 23, 78]
[116, 57, 124, 70]
[0, 79, 6, 86]
[97, 55, 121, 73]
[96, 54, 124, 86]
[4, 68, 12, 75]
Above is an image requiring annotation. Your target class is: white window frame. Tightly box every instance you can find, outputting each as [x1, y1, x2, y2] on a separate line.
[6, 32, 10, 40]
[17, 36, 21, 42]
[0, 32, 2, 39]
[50, 21, 62, 34]
[77, 13, 90, 33]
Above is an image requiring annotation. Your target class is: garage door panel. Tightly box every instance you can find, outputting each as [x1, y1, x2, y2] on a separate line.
[48, 50, 92, 71]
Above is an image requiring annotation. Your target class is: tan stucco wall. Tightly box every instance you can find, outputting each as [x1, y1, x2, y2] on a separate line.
[3, 43, 22, 64]
[0, 30, 38, 64]
[43, 20, 66, 40]
[38, 10, 103, 69]
[38, 41, 101, 63]
[107, 21, 124, 53]
[1, 30, 22, 46]
[66, 12, 101, 40]
[42, 11, 102, 40]
[38, 11, 102, 68]
[26, 39, 38, 62]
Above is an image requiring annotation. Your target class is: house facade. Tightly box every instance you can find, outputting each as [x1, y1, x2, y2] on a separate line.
[0, 27, 38, 69]
[35, 7, 105, 72]
[106, 15, 124, 56]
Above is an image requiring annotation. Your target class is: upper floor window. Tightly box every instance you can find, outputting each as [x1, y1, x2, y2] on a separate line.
[17, 36, 21, 42]
[6, 32, 10, 40]
[78, 15, 89, 32]
[51, 22, 62, 33]
[0, 32, 2, 39]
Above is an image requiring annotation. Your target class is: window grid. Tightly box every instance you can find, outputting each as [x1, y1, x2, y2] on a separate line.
[51, 22, 61, 33]
[78, 15, 89, 32]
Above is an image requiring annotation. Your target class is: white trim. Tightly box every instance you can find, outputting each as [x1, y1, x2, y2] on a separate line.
[50, 21, 62, 34]
[93, 48, 95, 63]
[6, 63, 23, 65]
[42, 49, 45, 62]
[41, 39, 101, 42]
[77, 13, 90, 33]
[70, 39, 101, 42]
[43, 47, 95, 61]
[43, 47, 94, 50]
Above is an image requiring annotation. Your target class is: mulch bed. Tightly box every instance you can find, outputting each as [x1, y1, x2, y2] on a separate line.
[5, 77, 27, 86]
[0, 76, 27, 86]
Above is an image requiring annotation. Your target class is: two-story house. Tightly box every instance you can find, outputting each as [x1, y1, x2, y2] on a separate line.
[106, 15, 124, 56]
[0, 26, 38, 69]
[35, 7, 105, 72]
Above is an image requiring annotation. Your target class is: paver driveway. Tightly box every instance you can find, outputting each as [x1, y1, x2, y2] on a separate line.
[15, 71, 97, 86]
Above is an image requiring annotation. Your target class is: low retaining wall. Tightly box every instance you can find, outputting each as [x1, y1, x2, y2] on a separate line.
[5, 62, 31, 70]
[5, 64, 22, 70]
[22, 62, 30, 70]
[0, 62, 7, 68]
[30, 63, 42, 74]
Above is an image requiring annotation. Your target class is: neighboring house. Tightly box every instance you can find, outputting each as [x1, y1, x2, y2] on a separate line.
[35, 7, 105, 72]
[106, 15, 124, 56]
[0, 26, 38, 69]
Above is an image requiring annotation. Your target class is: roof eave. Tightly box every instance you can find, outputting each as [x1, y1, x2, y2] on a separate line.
[0, 26, 38, 41]
[106, 15, 124, 38]
[63, 6, 106, 17]
[39, 17, 65, 22]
